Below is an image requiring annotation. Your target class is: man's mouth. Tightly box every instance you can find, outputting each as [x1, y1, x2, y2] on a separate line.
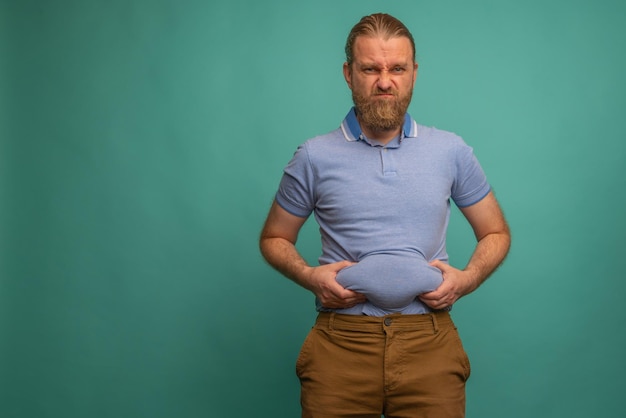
[374, 92, 395, 96]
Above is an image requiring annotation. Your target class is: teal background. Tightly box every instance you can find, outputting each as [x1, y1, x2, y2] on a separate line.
[2, 0, 625, 417]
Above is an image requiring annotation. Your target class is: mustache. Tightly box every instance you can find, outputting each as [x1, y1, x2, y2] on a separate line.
[372, 88, 398, 96]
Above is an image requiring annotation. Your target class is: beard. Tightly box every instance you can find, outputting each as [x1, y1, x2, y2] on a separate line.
[352, 88, 412, 132]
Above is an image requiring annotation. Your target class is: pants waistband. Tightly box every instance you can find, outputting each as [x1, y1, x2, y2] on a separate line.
[315, 311, 452, 334]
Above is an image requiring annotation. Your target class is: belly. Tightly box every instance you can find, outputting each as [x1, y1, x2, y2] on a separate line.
[335, 253, 443, 310]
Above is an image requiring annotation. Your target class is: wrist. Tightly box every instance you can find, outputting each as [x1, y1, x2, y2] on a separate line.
[462, 266, 481, 293]
[298, 265, 316, 291]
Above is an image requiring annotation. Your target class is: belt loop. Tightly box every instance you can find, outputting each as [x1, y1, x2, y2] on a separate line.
[431, 313, 439, 334]
[329, 312, 335, 331]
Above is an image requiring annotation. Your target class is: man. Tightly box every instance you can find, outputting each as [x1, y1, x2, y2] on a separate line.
[260, 13, 510, 418]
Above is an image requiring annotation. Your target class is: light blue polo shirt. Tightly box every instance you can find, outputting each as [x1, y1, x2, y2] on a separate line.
[276, 108, 491, 315]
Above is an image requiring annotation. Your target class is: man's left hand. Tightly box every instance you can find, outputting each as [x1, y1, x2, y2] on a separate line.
[418, 260, 477, 310]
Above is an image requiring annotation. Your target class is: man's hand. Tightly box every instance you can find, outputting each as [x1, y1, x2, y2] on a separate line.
[260, 201, 366, 309]
[419, 191, 511, 310]
[305, 261, 367, 309]
[418, 260, 476, 310]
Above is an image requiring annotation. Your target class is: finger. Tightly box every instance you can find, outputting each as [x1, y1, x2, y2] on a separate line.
[429, 259, 446, 270]
[334, 260, 356, 271]
[336, 287, 363, 299]
[419, 290, 442, 300]
[342, 296, 366, 308]
[419, 298, 439, 309]
[352, 294, 368, 303]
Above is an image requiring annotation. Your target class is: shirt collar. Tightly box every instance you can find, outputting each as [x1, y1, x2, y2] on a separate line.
[340, 107, 419, 144]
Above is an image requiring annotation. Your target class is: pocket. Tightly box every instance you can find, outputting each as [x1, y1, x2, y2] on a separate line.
[295, 328, 315, 378]
[451, 326, 472, 381]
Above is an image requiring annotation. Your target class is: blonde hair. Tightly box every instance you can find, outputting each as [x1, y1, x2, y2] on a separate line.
[345, 13, 416, 65]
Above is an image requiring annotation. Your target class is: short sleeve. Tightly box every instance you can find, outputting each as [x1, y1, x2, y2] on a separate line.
[275, 143, 316, 218]
[451, 143, 491, 208]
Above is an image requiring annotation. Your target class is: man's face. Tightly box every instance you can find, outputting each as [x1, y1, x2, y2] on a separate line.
[343, 36, 418, 133]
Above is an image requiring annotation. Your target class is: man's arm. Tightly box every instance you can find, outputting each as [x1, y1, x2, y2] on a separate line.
[419, 191, 511, 309]
[259, 200, 366, 309]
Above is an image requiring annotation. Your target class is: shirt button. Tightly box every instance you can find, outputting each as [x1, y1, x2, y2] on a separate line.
[384, 318, 392, 326]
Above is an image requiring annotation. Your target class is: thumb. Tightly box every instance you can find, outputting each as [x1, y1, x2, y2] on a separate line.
[429, 259, 448, 272]
[334, 260, 356, 271]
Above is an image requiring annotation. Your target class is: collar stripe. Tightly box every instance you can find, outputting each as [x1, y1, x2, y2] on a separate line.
[340, 107, 419, 141]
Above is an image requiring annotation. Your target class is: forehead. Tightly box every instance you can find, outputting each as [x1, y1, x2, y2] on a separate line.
[352, 36, 414, 63]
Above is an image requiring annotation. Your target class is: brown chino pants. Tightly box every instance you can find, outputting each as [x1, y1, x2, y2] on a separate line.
[296, 311, 471, 418]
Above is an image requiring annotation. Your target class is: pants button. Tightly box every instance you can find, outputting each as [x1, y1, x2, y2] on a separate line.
[384, 317, 392, 326]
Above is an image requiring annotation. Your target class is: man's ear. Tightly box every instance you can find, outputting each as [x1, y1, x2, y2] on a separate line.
[343, 62, 352, 89]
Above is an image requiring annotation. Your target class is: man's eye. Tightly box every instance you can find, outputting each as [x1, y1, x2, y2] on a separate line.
[363, 68, 375, 73]
[392, 67, 405, 73]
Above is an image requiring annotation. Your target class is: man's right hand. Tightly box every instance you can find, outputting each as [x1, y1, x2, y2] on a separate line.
[260, 201, 366, 309]
[304, 261, 367, 309]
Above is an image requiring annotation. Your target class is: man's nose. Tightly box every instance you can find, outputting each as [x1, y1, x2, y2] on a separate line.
[377, 71, 392, 90]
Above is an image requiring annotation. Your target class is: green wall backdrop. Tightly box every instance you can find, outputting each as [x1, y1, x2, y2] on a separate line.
[2, 0, 625, 417]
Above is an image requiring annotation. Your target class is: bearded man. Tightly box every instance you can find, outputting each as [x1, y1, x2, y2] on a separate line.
[260, 13, 511, 418]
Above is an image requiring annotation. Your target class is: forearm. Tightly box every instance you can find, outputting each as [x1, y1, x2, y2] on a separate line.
[260, 236, 314, 290]
[463, 229, 511, 293]
[259, 200, 365, 308]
